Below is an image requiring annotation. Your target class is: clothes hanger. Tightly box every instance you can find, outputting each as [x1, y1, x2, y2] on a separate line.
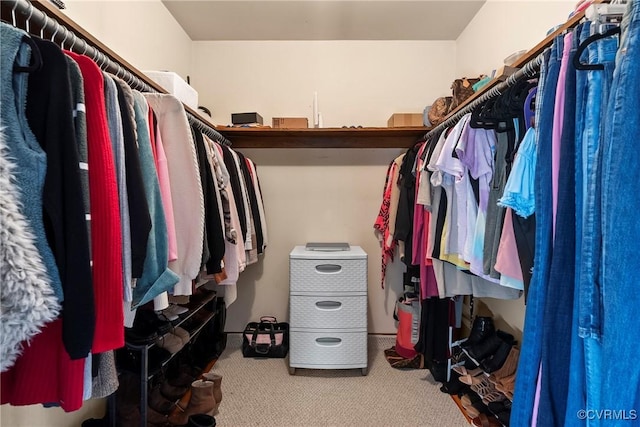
[11, 0, 18, 27]
[50, 22, 60, 44]
[469, 98, 497, 129]
[40, 14, 48, 38]
[60, 28, 69, 50]
[24, 3, 34, 34]
[69, 33, 78, 52]
[14, 34, 43, 73]
[523, 87, 537, 129]
[573, 26, 620, 71]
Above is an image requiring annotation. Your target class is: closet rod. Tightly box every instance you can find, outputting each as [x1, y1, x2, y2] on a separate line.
[5, 0, 232, 147]
[422, 53, 544, 141]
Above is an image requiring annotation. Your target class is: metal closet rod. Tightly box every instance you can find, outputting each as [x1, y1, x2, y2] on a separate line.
[422, 53, 544, 140]
[8, 0, 231, 147]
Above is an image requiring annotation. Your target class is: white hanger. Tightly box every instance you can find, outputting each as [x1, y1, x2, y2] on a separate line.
[11, 1, 18, 27]
[61, 28, 69, 50]
[41, 14, 48, 38]
[25, 4, 34, 34]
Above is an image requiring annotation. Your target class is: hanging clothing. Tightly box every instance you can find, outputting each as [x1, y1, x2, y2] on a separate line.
[0, 24, 64, 306]
[0, 126, 60, 372]
[144, 93, 205, 296]
[130, 91, 180, 308]
[246, 158, 268, 252]
[192, 125, 225, 275]
[394, 146, 420, 266]
[67, 50, 124, 353]
[104, 73, 134, 307]
[113, 78, 152, 281]
[598, 0, 640, 418]
[24, 39, 96, 359]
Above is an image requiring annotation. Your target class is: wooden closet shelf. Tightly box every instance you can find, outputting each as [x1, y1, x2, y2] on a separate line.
[213, 126, 431, 148]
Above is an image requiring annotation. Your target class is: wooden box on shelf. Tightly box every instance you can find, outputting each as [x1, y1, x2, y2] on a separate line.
[387, 113, 424, 128]
[272, 117, 309, 128]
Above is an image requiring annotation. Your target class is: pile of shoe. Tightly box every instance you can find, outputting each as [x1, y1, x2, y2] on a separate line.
[157, 303, 190, 322]
[143, 366, 223, 427]
[460, 317, 516, 374]
[155, 326, 190, 354]
[453, 316, 520, 426]
[125, 305, 190, 346]
[167, 372, 223, 425]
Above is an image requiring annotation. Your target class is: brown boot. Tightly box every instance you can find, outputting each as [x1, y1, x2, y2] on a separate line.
[488, 346, 519, 384]
[161, 380, 188, 402]
[149, 384, 177, 415]
[201, 372, 222, 414]
[168, 380, 216, 426]
[201, 372, 222, 406]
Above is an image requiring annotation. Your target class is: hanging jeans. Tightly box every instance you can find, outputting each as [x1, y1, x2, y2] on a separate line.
[601, 0, 640, 418]
[572, 24, 618, 427]
[537, 29, 578, 427]
[564, 21, 593, 427]
[510, 37, 561, 427]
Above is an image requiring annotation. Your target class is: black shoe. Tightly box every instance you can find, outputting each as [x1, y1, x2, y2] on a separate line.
[480, 340, 513, 373]
[439, 371, 469, 395]
[496, 409, 511, 426]
[461, 317, 495, 349]
[188, 414, 216, 427]
[81, 418, 107, 427]
[466, 330, 514, 363]
[488, 399, 511, 414]
[124, 327, 158, 346]
[135, 309, 172, 335]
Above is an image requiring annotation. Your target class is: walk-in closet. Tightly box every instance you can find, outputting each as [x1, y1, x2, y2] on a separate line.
[1, 1, 638, 426]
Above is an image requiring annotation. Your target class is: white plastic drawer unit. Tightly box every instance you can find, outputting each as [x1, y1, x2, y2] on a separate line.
[289, 246, 367, 294]
[289, 295, 367, 329]
[288, 245, 368, 375]
[289, 331, 368, 368]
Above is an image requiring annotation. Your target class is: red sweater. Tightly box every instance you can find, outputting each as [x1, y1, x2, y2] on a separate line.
[1, 319, 85, 412]
[67, 52, 124, 353]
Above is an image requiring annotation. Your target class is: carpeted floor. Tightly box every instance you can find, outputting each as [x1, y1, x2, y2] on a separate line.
[207, 334, 469, 426]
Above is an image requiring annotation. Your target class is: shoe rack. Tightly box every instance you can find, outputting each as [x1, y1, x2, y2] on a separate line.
[113, 288, 220, 427]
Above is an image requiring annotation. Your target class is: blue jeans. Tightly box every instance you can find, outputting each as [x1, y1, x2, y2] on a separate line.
[511, 37, 562, 427]
[565, 21, 593, 427]
[601, 0, 640, 416]
[579, 26, 618, 427]
[537, 28, 580, 427]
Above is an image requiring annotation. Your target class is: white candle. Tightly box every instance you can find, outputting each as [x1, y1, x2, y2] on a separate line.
[313, 91, 318, 127]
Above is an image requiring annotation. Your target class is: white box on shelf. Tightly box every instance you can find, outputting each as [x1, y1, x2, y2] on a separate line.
[143, 70, 199, 110]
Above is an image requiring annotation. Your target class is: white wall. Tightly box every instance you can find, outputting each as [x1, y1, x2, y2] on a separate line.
[190, 40, 456, 333]
[191, 40, 456, 127]
[455, 0, 575, 337]
[62, 0, 193, 79]
[456, 0, 575, 78]
[222, 148, 410, 334]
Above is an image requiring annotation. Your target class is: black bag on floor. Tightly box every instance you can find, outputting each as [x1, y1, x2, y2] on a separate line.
[242, 316, 289, 358]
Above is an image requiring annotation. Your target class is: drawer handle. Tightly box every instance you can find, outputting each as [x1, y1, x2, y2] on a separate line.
[315, 301, 342, 310]
[315, 337, 342, 347]
[315, 264, 342, 274]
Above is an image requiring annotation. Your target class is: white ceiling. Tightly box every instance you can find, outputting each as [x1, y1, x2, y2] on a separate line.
[161, 0, 486, 41]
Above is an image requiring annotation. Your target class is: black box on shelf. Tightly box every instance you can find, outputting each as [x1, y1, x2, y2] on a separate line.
[232, 112, 263, 125]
